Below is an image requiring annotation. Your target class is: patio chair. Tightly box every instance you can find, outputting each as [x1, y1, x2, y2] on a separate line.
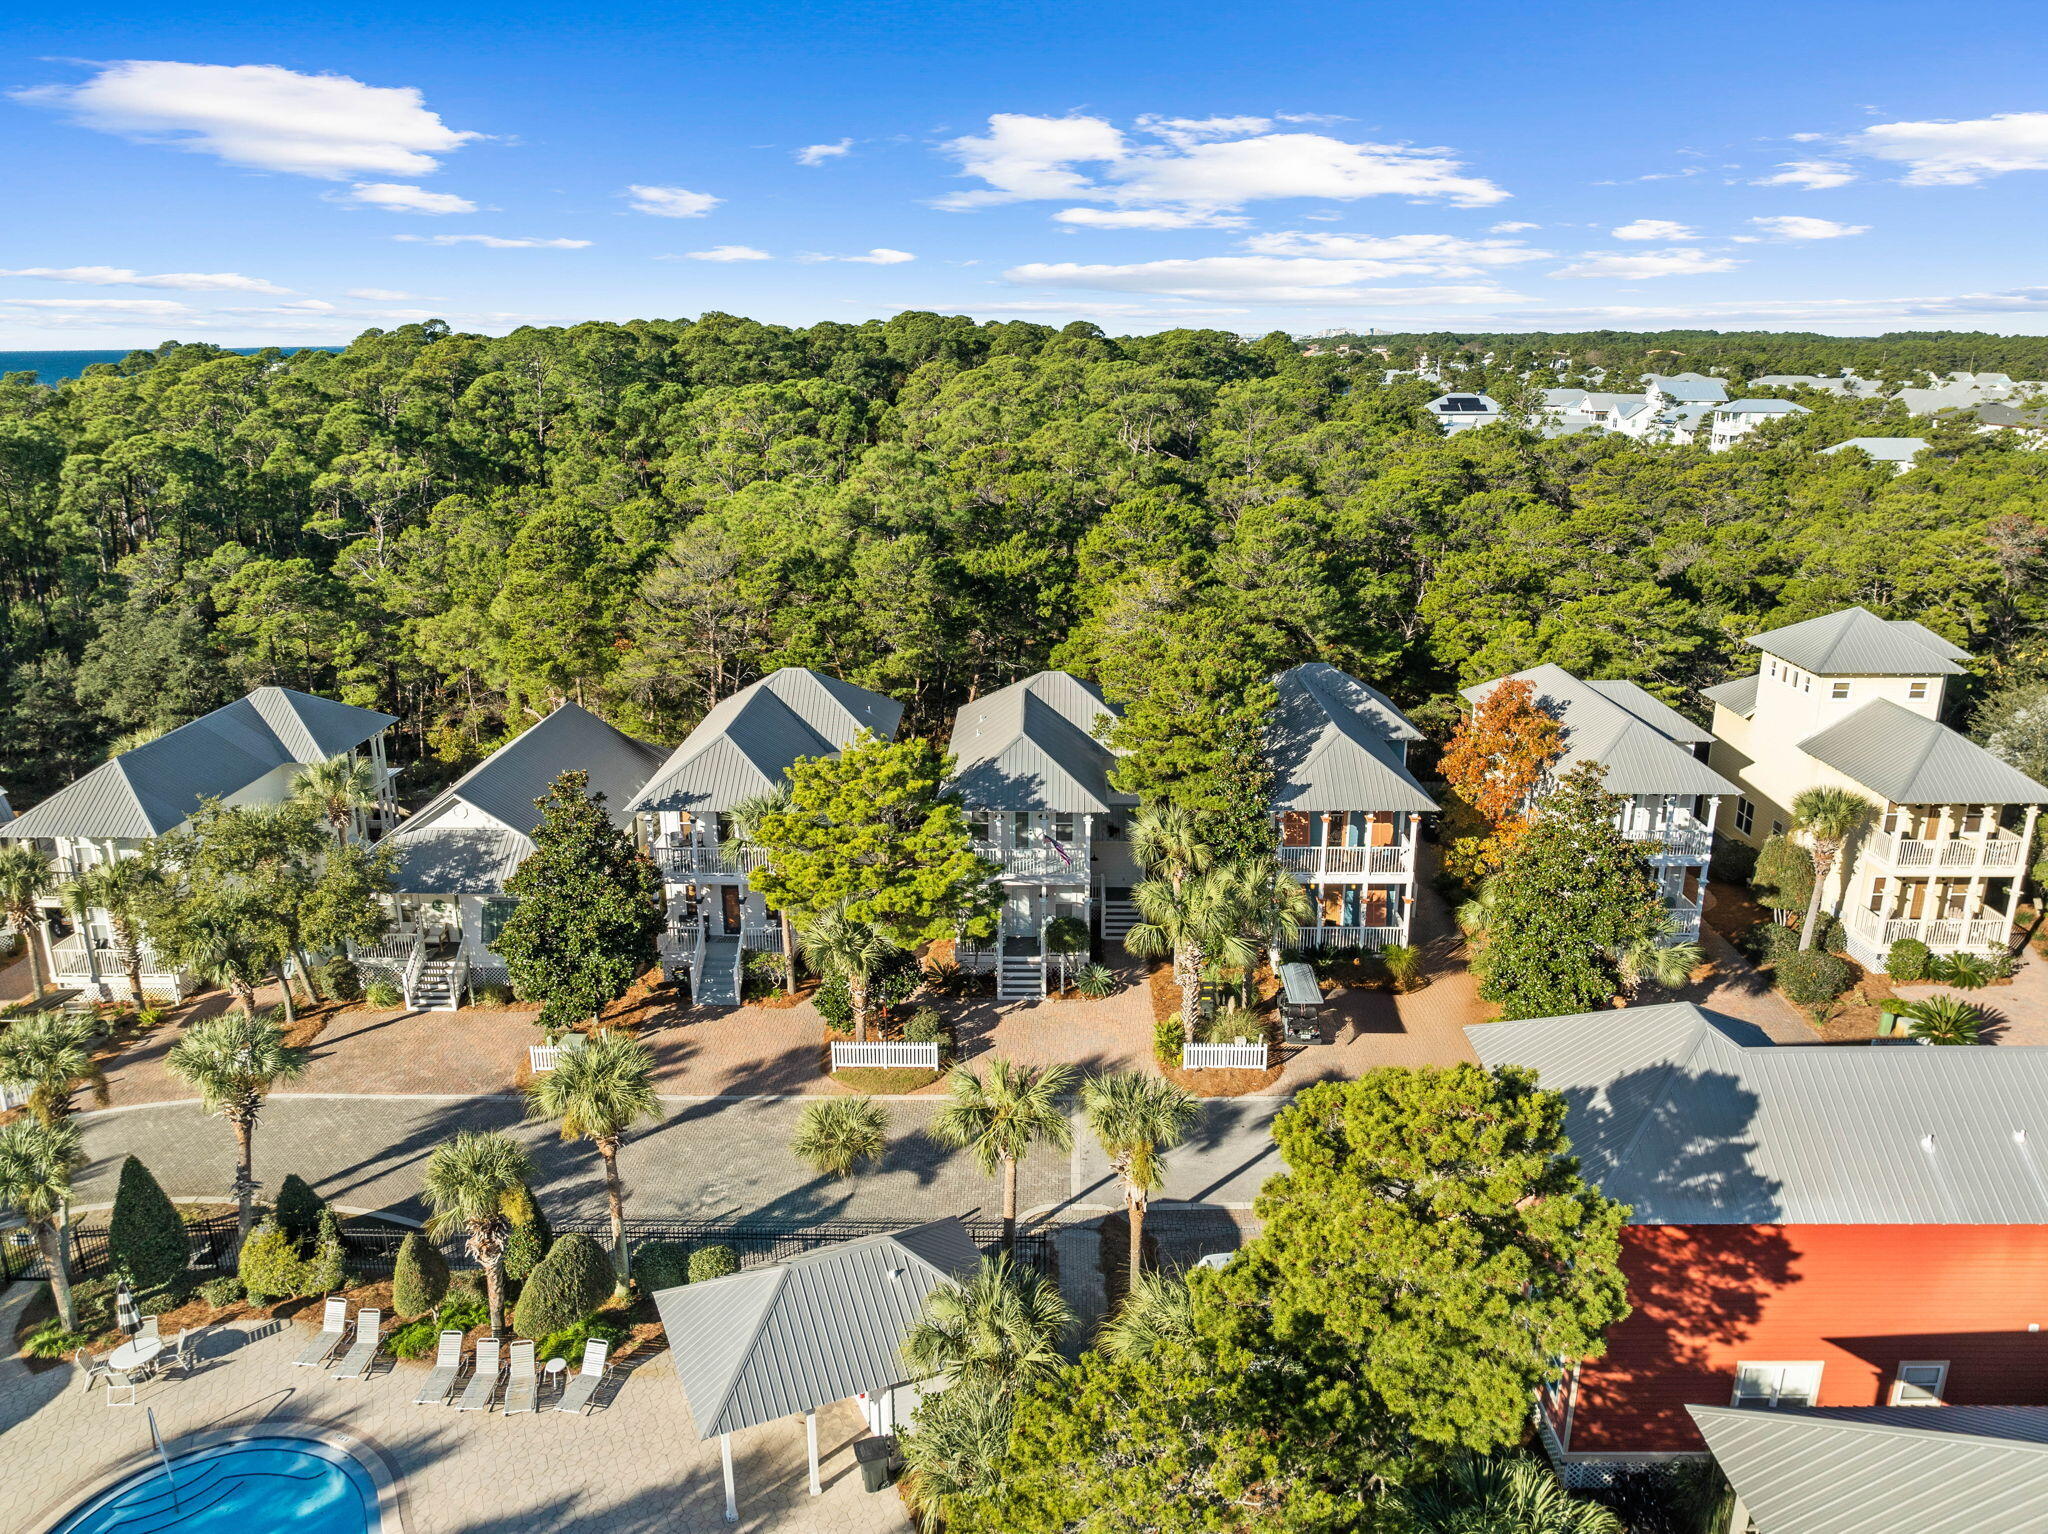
[295, 1298, 350, 1368]
[135, 1316, 160, 1346]
[103, 1365, 142, 1408]
[160, 1327, 202, 1378]
[329, 1308, 382, 1380]
[456, 1337, 502, 1411]
[553, 1338, 610, 1415]
[413, 1330, 465, 1406]
[501, 1339, 538, 1415]
[74, 1347, 110, 1395]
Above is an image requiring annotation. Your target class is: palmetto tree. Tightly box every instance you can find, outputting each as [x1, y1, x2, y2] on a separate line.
[1791, 787, 1875, 951]
[68, 856, 166, 1008]
[1397, 1455, 1623, 1534]
[0, 1014, 105, 1127]
[0, 1117, 84, 1329]
[0, 843, 53, 999]
[898, 1375, 1014, 1523]
[1899, 993, 1987, 1045]
[1221, 855, 1313, 977]
[900, 1253, 1072, 1389]
[800, 907, 902, 1042]
[290, 755, 383, 842]
[164, 1010, 311, 1248]
[1081, 1071, 1199, 1281]
[423, 1130, 534, 1336]
[1125, 868, 1259, 1041]
[1127, 805, 1213, 892]
[930, 1060, 1076, 1250]
[791, 1095, 890, 1178]
[724, 784, 797, 993]
[148, 896, 277, 1023]
[1097, 1266, 1198, 1362]
[524, 1030, 660, 1287]
[1614, 917, 1705, 997]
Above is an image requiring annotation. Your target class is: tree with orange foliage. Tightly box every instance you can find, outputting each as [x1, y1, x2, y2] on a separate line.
[1438, 678, 1565, 883]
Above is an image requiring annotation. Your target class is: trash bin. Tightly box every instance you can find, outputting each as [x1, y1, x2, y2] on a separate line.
[856, 1435, 897, 1491]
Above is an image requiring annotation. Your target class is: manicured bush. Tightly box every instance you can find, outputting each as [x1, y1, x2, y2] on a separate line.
[1045, 915, 1090, 955]
[321, 956, 363, 1003]
[1775, 948, 1855, 1005]
[902, 1006, 951, 1061]
[1927, 951, 2000, 989]
[1200, 1005, 1265, 1045]
[1750, 835, 1814, 917]
[237, 1219, 308, 1303]
[1380, 943, 1426, 993]
[198, 1276, 243, 1308]
[305, 1211, 348, 1293]
[501, 1180, 552, 1287]
[1074, 962, 1117, 999]
[1886, 938, 1932, 983]
[513, 1231, 613, 1339]
[1153, 1015, 1184, 1067]
[688, 1244, 739, 1283]
[536, 1314, 627, 1366]
[392, 1230, 451, 1317]
[632, 1240, 692, 1293]
[475, 981, 515, 1008]
[273, 1173, 327, 1253]
[108, 1155, 189, 1295]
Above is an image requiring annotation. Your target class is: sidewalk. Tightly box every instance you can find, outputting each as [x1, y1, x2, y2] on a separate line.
[1894, 943, 2048, 1044]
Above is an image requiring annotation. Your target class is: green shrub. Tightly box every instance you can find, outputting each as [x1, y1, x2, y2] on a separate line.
[1927, 951, 1999, 989]
[501, 1181, 552, 1287]
[1751, 835, 1814, 917]
[1886, 938, 1932, 983]
[437, 1293, 489, 1331]
[304, 1209, 347, 1294]
[23, 1319, 92, 1359]
[1199, 1005, 1265, 1045]
[198, 1276, 243, 1308]
[1901, 995, 1986, 1045]
[385, 1315, 448, 1359]
[513, 1232, 613, 1339]
[1776, 948, 1855, 1005]
[1045, 915, 1090, 954]
[237, 1219, 307, 1303]
[273, 1173, 326, 1253]
[1153, 1015, 1184, 1067]
[71, 1276, 117, 1335]
[815, 947, 922, 1030]
[901, 1006, 951, 1062]
[321, 956, 363, 1003]
[108, 1156, 189, 1295]
[688, 1244, 739, 1283]
[448, 1270, 485, 1305]
[139, 1283, 188, 1317]
[535, 1314, 627, 1366]
[1074, 962, 1117, 999]
[475, 981, 515, 1008]
[1380, 943, 1426, 992]
[632, 1240, 692, 1293]
[392, 1230, 451, 1317]
[364, 979, 403, 1008]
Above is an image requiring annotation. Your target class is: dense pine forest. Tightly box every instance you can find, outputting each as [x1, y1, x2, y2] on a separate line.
[4, 313, 2048, 807]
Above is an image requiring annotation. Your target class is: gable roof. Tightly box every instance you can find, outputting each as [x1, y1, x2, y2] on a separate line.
[948, 672, 1128, 815]
[1646, 375, 1728, 403]
[1690, 1405, 2048, 1534]
[1468, 1002, 2048, 1224]
[0, 687, 396, 842]
[1799, 698, 2048, 804]
[1821, 436, 1930, 463]
[1717, 398, 1809, 416]
[628, 669, 903, 815]
[381, 703, 666, 894]
[1462, 665, 1735, 798]
[1267, 664, 1435, 815]
[1748, 607, 1969, 676]
[650, 1218, 982, 1437]
[1700, 675, 1760, 720]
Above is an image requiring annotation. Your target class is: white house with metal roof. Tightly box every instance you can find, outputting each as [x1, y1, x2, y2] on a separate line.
[1268, 664, 1438, 950]
[1424, 392, 1503, 432]
[1708, 398, 1809, 449]
[1819, 436, 1929, 473]
[625, 668, 903, 1007]
[0, 686, 398, 999]
[946, 671, 1138, 998]
[1701, 607, 2048, 968]
[364, 702, 665, 1009]
[1462, 665, 1736, 939]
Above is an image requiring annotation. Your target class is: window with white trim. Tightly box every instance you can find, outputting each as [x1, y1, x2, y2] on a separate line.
[1891, 1361, 1948, 1406]
[1733, 1362, 1823, 1409]
[1771, 819, 1785, 837]
[1735, 797, 1755, 836]
[1909, 680, 1929, 701]
[1832, 681, 1850, 700]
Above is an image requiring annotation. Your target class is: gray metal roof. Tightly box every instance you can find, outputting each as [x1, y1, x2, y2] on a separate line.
[0, 687, 396, 841]
[1462, 665, 1736, 798]
[629, 669, 903, 815]
[1701, 675, 1760, 719]
[1267, 664, 1436, 815]
[1718, 398, 1809, 415]
[1468, 1002, 2048, 1224]
[1747, 607, 1969, 676]
[1799, 699, 2048, 805]
[1821, 436, 1930, 463]
[650, 1218, 982, 1437]
[1690, 1405, 2048, 1534]
[382, 703, 665, 894]
[948, 672, 1130, 814]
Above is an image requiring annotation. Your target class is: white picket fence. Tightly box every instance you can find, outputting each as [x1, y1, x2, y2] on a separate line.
[528, 1037, 587, 1073]
[0, 1079, 30, 1111]
[1182, 1041, 1269, 1071]
[831, 1041, 941, 1071]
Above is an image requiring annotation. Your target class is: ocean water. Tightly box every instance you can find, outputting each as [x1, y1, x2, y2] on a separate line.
[0, 346, 344, 383]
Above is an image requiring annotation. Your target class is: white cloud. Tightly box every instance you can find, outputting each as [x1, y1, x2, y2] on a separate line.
[1054, 207, 1248, 230]
[0, 265, 289, 292]
[963, 298, 1250, 317]
[681, 245, 772, 262]
[936, 112, 1508, 216]
[1490, 220, 1540, 232]
[625, 184, 721, 218]
[795, 139, 852, 166]
[1240, 231, 1552, 271]
[1747, 215, 1869, 240]
[1550, 248, 1740, 279]
[345, 287, 422, 299]
[1005, 255, 1523, 307]
[343, 182, 477, 214]
[1610, 218, 1696, 241]
[0, 297, 196, 315]
[14, 60, 480, 179]
[392, 234, 590, 248]
[1845, 111, 2048, 185]
[802, 248, 916, 264]
[1753, 159, 1856, 189]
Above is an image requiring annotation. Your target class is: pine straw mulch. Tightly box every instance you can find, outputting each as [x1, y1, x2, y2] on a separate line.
[1144, 960, 1286, 1096]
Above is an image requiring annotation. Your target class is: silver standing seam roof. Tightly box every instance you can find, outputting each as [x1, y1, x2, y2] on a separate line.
[1468, 1002, 2048, 1224]
[947, 671, 1131, 815]
[627, 669, 903, 816]
[1689, 1405, 2048, 1534]
[1747, 607, 1969, 676]
[0, 686, 397, 842]
[1700, 674, 1760, 720]
[1461, 665, 1735, 798]
[1798, 698, 2048, 805]
[1266, 663, 1436, 815]
[379, 702, 667, 894]
[650, 1218, 982, 1437]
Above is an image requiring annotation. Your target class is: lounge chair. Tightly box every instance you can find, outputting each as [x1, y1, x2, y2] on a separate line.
[553, 1338, 610, 1415]
[329, 1309, 382, 1379]
[74, 1348, 110, 1395]
[295, 1299, 350, 1368]
[413, 1331, 464, 1406]
[456, 1337, 502, 1411]
[501, 1339, 538, 1415]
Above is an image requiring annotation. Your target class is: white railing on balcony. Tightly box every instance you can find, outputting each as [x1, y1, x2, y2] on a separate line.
[1851, 908, 2010, 951]
[1862, 829, 2027, 871]
[653, 839, 765, 876]
[48, 933, 186, 994]
[831, 1041, 941, 1071]
[1294, 925, 1406, 950]
[1622, 816, 1713, 860]
[973, 841, 1089, 883]
[1276, 845, 1414, 876]
[1183, 1041, 1269, 1070]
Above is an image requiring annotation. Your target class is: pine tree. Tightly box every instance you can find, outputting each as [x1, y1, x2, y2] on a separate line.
[273, 1172, 326, 1254]
[304, 1208, 347, 1294]
[392, 1229, 452, 1316]
[108, 1155, 188, 1295]
[512, 1231, 613, 1339]
[500, 1180, 552, 1287]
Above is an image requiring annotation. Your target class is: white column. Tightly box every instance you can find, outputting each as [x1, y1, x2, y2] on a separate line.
[2010, 806, 2041, 932]
[807, 1411, 821, 1496]
[722, 1432, 737, 1522]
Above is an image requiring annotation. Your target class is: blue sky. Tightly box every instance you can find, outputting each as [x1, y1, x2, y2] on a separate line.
[8, 0, 2048, 346]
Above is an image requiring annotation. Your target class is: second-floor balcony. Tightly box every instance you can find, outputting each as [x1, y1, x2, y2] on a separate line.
[1620, 812, 1713, 861]
[650, 838, 766, 877]
[1276, 844, 1415, 878]
[1861, 828, 2028, 873]
[973, 840, 1089, 884]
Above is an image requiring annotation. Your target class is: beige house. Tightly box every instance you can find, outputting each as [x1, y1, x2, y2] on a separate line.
[1702, 607, 2048, 969]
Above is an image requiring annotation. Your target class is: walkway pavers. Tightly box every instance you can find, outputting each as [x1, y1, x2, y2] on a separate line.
[1894, 943, 2048, 1045]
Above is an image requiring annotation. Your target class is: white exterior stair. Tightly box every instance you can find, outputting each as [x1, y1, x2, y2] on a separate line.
[411, 958, 463, 1012]
[998, 953, 1044, 1000]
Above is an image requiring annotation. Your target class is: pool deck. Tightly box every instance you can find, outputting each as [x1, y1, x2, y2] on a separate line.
[0, 1286, 910, 1534]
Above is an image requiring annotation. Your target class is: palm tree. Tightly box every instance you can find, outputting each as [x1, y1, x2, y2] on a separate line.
[423, 1130, 534, 1336]
[898, 1375, 1014, 1522]
[1125, 868, 1258, 1041]
[524, 1030, 660, 1287]
[1097, 1267, 1197, 1362]
[164, 1010, 311, 1248]
[148, 898, 275, 1022]
[931, 1060, 1076, 1250]
[1221, 855, 1312, 977]
[0, 1014, 105, 1126]
[1397, 1455, 1623, 1534]
[1081, 1071, 1199, 1281]
[800, 907, 902, 1042]
[1899, 993, 1986, 1045]
[724, 784, 797, 993]
[290, 755, 383, 842]
[0, 843, 53, 999]
[1791, 787, 1874, 950]
[1127, 805, 1212, 892]
[1615, 919, 1705, 997]
[791, 1095, 890, 1178]
[68, 857, 165, 1008]
[1455, 876, 1504, 941]
[0, 1117, 84, 1329]
[901, 1253, 1072, 1389]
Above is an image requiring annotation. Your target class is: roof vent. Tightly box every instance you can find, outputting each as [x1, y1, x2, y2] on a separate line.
[2017, 1129, 2030, 1146]
[1921, 1133, 1937, 1153]
[888, 1266, 905, 1282]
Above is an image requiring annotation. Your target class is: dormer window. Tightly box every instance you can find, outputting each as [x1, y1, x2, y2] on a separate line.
[1909, 681, 1928, 701]
[1832, 681, 1850, 700]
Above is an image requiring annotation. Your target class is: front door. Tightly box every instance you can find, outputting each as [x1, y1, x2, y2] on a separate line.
[721, 883, 743, 935]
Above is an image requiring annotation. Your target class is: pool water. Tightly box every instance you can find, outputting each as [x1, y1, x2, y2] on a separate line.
[49, 1436, 380, 1534]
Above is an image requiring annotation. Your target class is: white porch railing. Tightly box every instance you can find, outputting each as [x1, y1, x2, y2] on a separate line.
[1183, 1041, 1269, 1070]
[1862, 829, 2027, 871]
[47, 933, 187, 998]
[1294, 926, 1406, 950]
[1277, 845, 1414, 876]
[831, 1041, 941, 1071]
[0, 1079, 32, 1111]
[653, 839, 765, 876]
[529, 1035, 587, 1073]
[973, 842, 1089, 883]
[1850, 909, 2010, 951]
[1626, 819, 1713, 860]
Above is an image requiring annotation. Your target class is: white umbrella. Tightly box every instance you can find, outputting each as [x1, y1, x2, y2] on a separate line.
[116, 1278, 140, 1334]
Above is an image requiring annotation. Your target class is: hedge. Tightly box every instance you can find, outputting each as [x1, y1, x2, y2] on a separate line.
[393, 1230, 452, 1317]
[1886, 938, 1932, 983]
[108, 1156, 188, 1295]
[501, 1180, 553, 1287]
[1776, 947, 1856, 1005]
[632, 1240, 691, 1293]
[689, 1244, 740, 1283]
[513, 1231, 613, 1339]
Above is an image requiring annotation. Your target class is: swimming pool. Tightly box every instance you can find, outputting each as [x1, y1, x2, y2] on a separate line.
[48, 1435, 382, 1534]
